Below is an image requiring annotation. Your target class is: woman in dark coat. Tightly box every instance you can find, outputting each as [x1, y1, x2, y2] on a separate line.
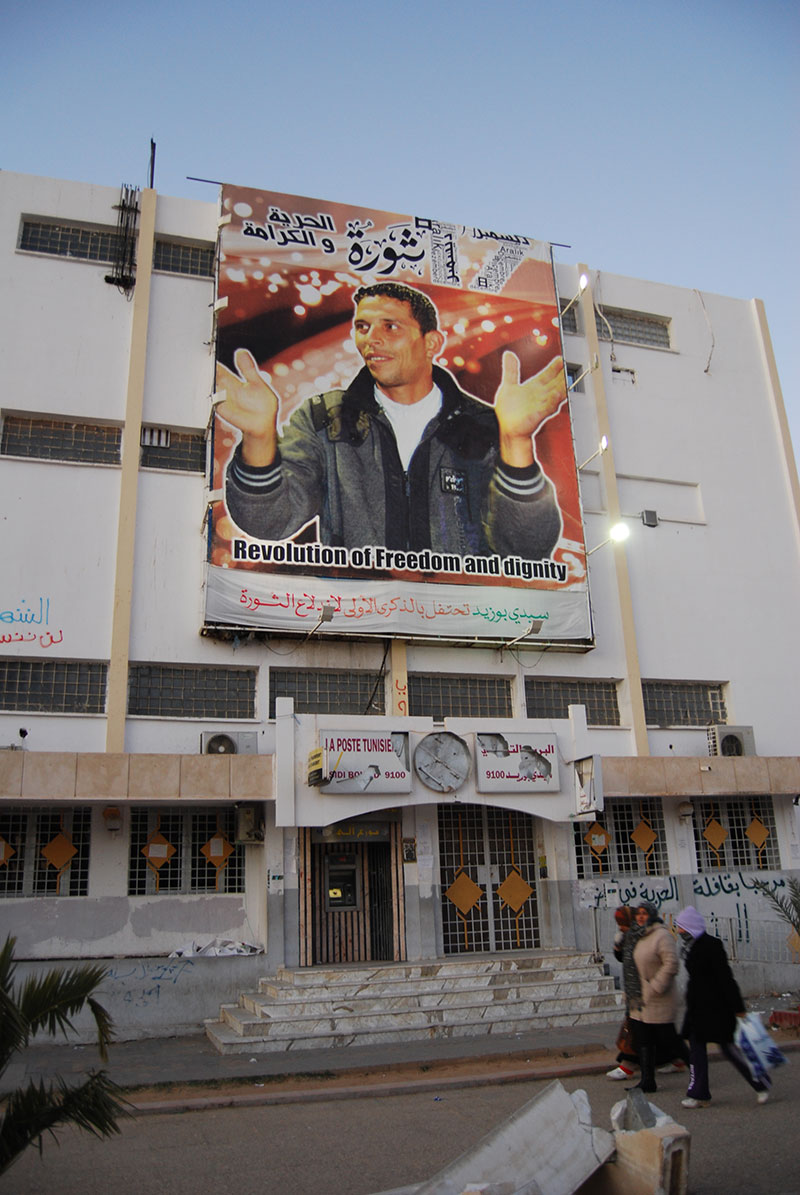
[676, 905, 769, 1108]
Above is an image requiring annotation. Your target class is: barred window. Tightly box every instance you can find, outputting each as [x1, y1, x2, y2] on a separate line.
[691, 797, 780, 872]
[268, 669, 385, 719]
[559, 300, 578, 334]
[595, 307, 671, 349]
[0, 806, 91, 898]
[642, 681, 726, 727]
[525, 677, 620, 726]
[128, 664, 256, 718]
[1, 415, 122, 465]
[0, 660, 107, 714]
[128, 807, 245, 895]
[153, 239, 215, 278]
[573, 798, 668, 878]
[19, 219, 119, 263]
[409, 674, 512, 719]
[140, 427, 206, 472]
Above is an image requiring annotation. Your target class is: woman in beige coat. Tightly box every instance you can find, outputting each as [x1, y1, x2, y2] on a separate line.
[626, 902, 689, 1093]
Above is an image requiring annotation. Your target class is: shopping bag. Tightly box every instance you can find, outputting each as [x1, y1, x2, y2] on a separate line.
[734, 1012, 788, 1087]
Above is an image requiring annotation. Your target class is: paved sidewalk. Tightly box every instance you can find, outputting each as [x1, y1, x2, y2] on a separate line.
[9, 1020, 619, 1098]
[10, 1019, 798, 1114]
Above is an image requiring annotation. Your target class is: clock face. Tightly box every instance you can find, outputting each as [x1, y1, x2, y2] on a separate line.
[413, 732, 471, 793]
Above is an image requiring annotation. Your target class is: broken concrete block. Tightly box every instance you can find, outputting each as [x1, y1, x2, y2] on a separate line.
[376, 1080, 614, 1195]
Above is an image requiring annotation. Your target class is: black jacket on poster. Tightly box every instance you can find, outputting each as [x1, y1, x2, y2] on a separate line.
[681, 932, 745, 1044]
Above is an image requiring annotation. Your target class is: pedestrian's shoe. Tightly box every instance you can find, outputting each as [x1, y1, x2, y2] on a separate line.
[657, 1061, 687, 1073]
[681, 1097, 710, 1108]
[756, 1091, 769, 1105]
[606, 1066, 635, 1080]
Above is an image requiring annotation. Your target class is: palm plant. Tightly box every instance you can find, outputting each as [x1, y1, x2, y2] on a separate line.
[753, 877, 800, 937]
[0, 935, 130, 1176]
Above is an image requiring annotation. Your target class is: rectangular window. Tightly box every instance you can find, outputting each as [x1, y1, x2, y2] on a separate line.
[409, 674, 513, 719]
[19, 219, 120, 264]
[525, 677, 620, 726]
[0, 806, 91, 898]
[0, 660, 107, 714]
[268, 669, 385, 719]
[573, 798, 668, 878]
[595, 307, 671, 349]
[128, 664, 256, 719]
[1, 415, 122, 465]
[140, 428, 206, 472]
[565, 363, 584, 392]
[128, 807, 245, 895]
[153, 239, 215, 278]
[691, 797, 780, 872]
[642, 681, 726, 727]
[559, 301, 578, 335]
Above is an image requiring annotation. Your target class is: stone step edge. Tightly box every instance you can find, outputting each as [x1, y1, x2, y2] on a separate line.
[245, 981, 617, 1015]
[262, 966, 607, 994]
[204, 1010, 621, 1054]
[257, 971, 612, 999]
[217, 993, 624, 1036]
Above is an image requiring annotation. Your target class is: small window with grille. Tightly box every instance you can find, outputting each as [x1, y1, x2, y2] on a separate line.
[0, 660, 107, 714]
[1, 415, 122, 465]
[595, 307, 671, 349]
[128, 807, 245, 895]
[153, 238, 215, 278]
[409, 674, 513, 719]
[642, 681, 726, 727]
[559, 301, 579, 335]
[18, 219, 120, 263]
[268, 669, 385, 718]
[128, 664, 256, 719]
[0, 806, 91, 898]
[525, 677, 620, 726]
[573, 798, 668, 878]
[140, 427, 206, 472]
[691, 797, 780, 872]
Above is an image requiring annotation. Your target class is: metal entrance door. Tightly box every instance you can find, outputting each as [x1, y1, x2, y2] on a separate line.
[298, 825, 406, 965]
[438, 804, 540, 954]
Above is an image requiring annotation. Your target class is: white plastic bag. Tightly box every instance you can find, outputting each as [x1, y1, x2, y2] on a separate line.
[734, 1012, 788, 1087]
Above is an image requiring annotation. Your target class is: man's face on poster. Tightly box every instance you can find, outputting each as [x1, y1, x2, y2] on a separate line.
[353, 295, 443, 401]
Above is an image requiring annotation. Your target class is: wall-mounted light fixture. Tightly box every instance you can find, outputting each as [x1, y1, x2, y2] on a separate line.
[500, 617, 545, 652]
[678, 801, 694, 821]
[560, 273, 589, 320]
[302, 604, 335, 642]
[587, 522, 630, 556]
[578, 436, 609, 470]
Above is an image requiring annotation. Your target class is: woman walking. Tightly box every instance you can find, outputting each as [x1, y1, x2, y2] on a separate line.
[675, 905, 769, 1108]
[625, 902, 689, 1093]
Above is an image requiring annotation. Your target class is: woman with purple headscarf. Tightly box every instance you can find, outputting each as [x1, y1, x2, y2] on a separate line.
[676, 905, 769, 1108]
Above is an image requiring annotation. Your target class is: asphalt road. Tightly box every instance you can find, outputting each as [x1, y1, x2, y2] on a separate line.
[7, 1059, 799, 1194]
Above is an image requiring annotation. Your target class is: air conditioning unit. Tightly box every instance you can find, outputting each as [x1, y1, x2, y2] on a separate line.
[235, 803, 265, 844]
[200, 731, 258, 755]
[707, 725, 756, 757]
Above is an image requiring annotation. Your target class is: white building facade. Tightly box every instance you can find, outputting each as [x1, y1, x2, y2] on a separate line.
[1, 171, 798, 1039]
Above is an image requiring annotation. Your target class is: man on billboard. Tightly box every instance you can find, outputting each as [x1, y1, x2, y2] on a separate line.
[217, 282, 566, 561]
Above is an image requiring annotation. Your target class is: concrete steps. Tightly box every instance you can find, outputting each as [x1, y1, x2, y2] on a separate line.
[205, 953, 624, 1055]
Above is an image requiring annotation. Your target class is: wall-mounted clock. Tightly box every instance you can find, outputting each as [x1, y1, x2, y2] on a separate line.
[413, 732, 471, 793]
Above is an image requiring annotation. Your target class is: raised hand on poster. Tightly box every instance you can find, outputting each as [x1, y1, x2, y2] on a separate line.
[494, 351, 566, 468]
[216, 349, 280, 467]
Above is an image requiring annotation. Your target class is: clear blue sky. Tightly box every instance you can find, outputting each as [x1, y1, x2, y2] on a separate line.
[3, 0, 798, 449]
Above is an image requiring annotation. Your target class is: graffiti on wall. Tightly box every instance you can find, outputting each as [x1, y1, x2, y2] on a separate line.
[0, 596, 64, 650]
[104, 959, 195, 1008]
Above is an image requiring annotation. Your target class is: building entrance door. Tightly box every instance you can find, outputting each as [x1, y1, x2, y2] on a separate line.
[298, 823, 406, 965]
[438, 804, 540, 954]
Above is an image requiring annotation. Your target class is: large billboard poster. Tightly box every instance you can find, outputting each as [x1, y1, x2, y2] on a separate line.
[206, 185, 591, 642]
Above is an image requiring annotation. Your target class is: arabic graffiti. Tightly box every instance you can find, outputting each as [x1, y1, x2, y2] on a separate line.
[576, 870, 788, 919]
[104, 959, 195, 1007]
[0, 596, 64, 649]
